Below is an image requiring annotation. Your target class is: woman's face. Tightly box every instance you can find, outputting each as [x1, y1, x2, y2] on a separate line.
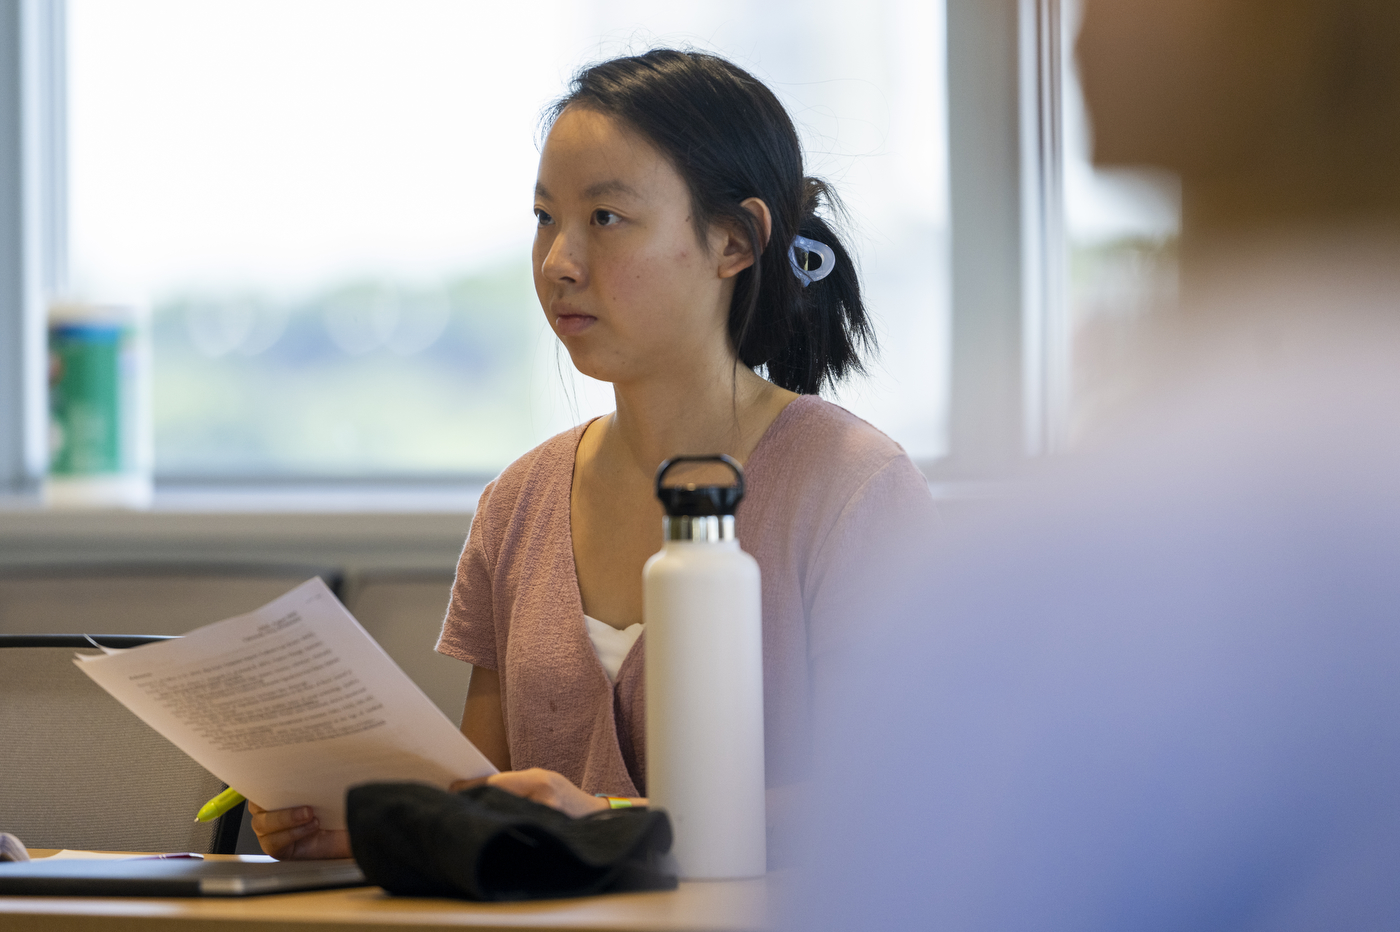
[532, 107, 737, 385]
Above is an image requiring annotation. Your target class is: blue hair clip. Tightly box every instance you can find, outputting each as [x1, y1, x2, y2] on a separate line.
[788, 235, 836, 287]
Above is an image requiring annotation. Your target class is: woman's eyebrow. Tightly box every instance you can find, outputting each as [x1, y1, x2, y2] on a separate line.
[583, 180, 641, 200]
[534, 179, 641, 201]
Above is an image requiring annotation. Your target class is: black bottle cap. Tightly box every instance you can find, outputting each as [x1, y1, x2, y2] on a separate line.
[654, 455, 745, 517]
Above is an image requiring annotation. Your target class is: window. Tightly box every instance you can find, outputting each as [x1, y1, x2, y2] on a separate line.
[66, 0, 950, 480]
[1060, 0, 1180, 445]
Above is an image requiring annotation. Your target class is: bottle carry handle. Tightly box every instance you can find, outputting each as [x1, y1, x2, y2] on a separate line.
[654, 454, 745, 498]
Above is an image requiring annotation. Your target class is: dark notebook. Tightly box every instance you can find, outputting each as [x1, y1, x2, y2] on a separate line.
[0, 858, 366, 897]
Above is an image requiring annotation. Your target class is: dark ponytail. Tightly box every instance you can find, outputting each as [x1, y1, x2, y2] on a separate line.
[545, 49, 874, 395]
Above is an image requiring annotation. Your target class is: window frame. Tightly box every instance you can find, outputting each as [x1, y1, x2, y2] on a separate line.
[1, 0, 1066, 500]
[0, 0, 63, 495]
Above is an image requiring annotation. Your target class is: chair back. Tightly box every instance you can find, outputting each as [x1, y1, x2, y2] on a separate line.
[0, 565, 341, 637]
[0, 635, 241, 853]
[343, 570, 465, 719]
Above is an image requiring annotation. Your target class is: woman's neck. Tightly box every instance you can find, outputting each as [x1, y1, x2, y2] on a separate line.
[597, 360, 799, 479]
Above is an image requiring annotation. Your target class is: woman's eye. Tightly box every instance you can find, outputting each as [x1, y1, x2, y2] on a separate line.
[593, 209, 618, 226]
[534, 208, 553, 226]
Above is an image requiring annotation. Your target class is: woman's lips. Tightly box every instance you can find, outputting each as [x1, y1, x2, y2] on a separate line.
[554, 314, 597, 336]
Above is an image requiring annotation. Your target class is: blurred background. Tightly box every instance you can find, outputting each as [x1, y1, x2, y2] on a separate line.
[55, 0, 1174, 484]
[68, 0, 947, 480]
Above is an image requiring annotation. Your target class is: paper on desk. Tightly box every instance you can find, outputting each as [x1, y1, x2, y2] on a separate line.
[37, 851, 276, 861]
[39, 850, 198, 860]
[74, 577, 495, 830]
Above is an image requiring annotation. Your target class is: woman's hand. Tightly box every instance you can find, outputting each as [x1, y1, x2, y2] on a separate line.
[451, 768, 612, 818]
[247, 801, 351, 860]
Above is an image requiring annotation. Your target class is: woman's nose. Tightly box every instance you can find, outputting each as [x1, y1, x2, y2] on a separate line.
[541, 228, 584, 284]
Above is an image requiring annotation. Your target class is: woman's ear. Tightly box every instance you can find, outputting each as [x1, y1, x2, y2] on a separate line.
[716, 198, 773, 280]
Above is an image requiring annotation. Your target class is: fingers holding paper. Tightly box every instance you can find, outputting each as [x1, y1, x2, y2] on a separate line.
[451, 768, 612, 818]
[248, 801, 351, 860]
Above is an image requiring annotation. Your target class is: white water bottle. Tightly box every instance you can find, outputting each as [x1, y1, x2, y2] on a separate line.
[644, 455, 766, 880]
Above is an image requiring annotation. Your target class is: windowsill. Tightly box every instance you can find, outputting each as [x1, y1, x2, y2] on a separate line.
[0, 471, 1009, 572]
[0, 482, 485, 515]
[0, 484, 486, 573]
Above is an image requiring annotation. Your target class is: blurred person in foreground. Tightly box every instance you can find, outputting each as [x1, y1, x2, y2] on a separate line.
[792, 0, 1400, 929]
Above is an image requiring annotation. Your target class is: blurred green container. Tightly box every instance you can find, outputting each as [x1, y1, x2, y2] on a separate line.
[45, 303, 152, 508]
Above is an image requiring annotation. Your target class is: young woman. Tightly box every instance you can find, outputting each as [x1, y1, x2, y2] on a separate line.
[252, 49, 934, 859]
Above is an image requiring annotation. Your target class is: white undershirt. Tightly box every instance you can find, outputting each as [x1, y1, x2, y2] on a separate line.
[584, 614, 644, 682]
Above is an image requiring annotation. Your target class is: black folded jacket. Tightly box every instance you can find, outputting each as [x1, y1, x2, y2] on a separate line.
[346, 783, 677, 900]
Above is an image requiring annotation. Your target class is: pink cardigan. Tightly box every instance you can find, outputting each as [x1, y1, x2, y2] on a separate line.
[436, 396, 934, 796]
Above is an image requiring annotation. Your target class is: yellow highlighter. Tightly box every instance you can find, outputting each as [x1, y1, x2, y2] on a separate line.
[195, 787, 246, 823]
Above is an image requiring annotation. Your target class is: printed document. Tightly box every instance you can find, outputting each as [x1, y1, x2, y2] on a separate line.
[75, 578, 495, 829]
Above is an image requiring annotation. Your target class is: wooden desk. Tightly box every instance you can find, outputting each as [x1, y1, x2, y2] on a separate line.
[0, 853, 772, 932]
